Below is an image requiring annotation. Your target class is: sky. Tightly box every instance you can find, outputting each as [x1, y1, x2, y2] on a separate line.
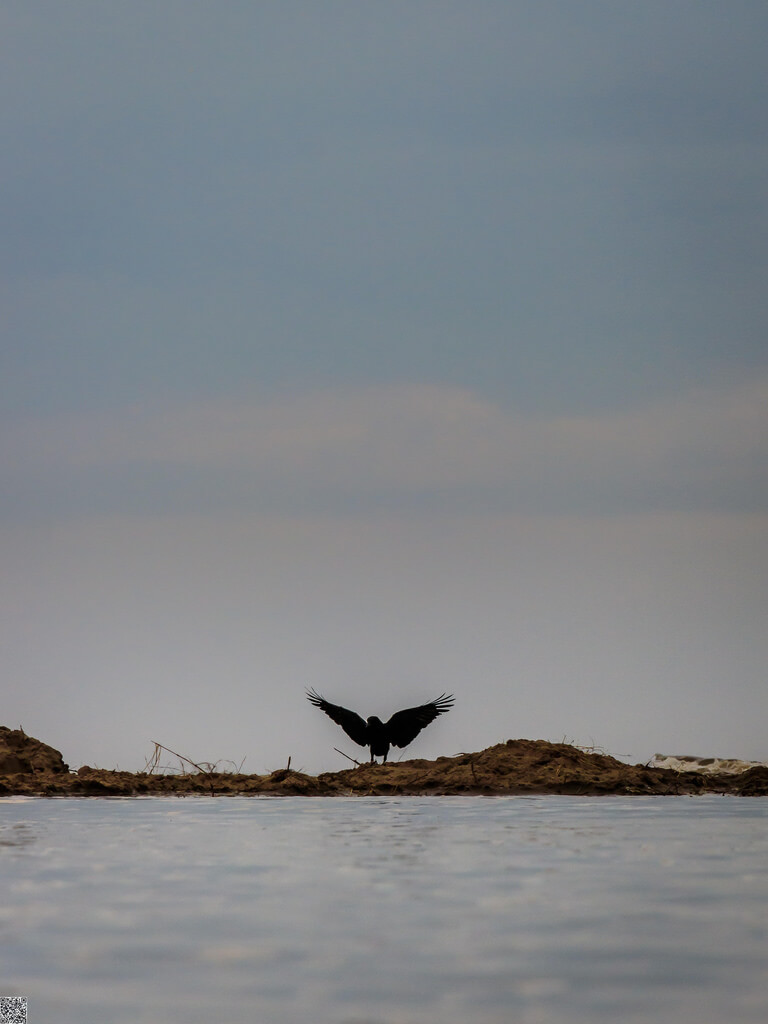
[2, 1, 767, 774]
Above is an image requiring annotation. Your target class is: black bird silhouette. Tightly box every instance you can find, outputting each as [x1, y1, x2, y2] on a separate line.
[306, 689, 454, 763]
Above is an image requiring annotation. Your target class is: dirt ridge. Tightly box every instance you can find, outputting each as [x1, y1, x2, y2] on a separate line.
[1, 732, 766, 797]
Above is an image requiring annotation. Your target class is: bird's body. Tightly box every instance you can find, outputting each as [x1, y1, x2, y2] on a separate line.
[306, 689, 454, 763]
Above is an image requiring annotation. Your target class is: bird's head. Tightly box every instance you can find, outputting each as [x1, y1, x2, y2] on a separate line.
[366, 715, 383, 726]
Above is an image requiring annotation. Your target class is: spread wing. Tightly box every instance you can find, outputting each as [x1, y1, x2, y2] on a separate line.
[306, 689, 369, 747]
[385, 693, 454, 749]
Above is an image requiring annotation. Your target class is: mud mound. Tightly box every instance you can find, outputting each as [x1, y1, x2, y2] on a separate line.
[1, 733, 766, 797]
[0, 727, 69, 776]
[317, 739, 768, 796]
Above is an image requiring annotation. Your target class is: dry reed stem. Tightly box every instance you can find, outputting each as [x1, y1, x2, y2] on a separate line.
[334, 747, 363, 766]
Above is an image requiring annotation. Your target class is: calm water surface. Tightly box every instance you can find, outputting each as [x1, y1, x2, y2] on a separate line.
[1, 795, 767, 1024]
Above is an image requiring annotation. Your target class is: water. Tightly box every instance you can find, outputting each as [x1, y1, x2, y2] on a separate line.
[1, 795, 767, 1024]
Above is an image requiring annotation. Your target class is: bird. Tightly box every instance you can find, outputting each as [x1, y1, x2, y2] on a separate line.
[306, 689, 454, 763]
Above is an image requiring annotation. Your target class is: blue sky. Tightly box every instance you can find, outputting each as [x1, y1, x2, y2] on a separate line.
[2, 2, 767, 772]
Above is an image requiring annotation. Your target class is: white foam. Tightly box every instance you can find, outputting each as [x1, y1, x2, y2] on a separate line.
[651, 754, 767, 775]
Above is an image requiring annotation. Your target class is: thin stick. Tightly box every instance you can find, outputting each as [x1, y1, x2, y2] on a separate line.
[143, 742, 162, 774]
[334, 747, 363, 766]
[150, 741, 211, 776]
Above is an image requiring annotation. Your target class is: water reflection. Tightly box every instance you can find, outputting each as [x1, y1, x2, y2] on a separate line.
[0, 795, 766, 1024]
[0, 820, 37, 849]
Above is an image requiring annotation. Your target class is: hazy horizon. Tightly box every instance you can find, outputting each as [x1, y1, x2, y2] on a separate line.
[3, 2, 767, 773]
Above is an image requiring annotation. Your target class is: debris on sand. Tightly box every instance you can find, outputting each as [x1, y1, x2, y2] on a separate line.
[650, 753, 768, 775]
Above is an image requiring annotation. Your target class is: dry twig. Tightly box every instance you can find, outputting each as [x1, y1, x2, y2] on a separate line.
[149, 741, 209, 775]
[334, 747, 363, 767]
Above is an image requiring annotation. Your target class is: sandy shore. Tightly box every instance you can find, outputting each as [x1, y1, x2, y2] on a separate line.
[1, 728, 766, 797]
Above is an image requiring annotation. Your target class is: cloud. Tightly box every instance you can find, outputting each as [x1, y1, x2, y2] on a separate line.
[3, 373, 767, 520]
